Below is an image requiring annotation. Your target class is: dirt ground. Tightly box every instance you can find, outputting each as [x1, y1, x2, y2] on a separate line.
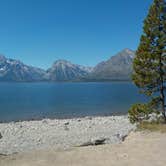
[0, 131, 166, 166]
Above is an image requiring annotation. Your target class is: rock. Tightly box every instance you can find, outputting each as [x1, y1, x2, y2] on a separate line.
[141, 113, 162, 123]
[0, 132, 2, 139]
[115, 133, 128, 142]
[147, 113, 161, 122]
[85, 117, 92, 120]
[64, 122, 69, 126]
[42, 119, 49, 124]
[121, 134, 128, 142]
[115, 133, 120, 139]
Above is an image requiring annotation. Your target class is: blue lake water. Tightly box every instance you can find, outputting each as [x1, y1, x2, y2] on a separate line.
[0, 82, 148, 122]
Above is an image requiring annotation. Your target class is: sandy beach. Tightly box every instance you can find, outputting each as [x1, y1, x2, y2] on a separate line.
[1, 131, 166, 166]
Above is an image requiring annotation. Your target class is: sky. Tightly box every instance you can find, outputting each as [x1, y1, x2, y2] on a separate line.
[0, 0, 153, 69]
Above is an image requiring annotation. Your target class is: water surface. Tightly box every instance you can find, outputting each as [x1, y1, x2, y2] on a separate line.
[0, 82, 148, 122]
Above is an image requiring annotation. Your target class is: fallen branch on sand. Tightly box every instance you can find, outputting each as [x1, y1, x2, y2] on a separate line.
[78, 138, 107, 147]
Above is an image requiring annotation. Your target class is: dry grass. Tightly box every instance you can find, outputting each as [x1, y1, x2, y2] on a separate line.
[138, 121, 166, 133]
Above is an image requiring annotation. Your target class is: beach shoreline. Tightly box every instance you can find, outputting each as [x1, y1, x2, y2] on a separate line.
[0, 113, 128, 124]
[0, 115, 135, 155]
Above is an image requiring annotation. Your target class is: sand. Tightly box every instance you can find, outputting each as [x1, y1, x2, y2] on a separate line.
[0, 131, 166, 166]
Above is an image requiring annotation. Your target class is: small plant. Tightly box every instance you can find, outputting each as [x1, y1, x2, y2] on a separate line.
[128, 103, 154, 124]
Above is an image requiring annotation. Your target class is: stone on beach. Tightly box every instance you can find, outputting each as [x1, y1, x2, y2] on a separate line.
[0, 116, 136, 155]
[0, 132, 2, 139]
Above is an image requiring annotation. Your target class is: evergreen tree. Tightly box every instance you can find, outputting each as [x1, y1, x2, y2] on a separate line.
[133, 0, 166, 121]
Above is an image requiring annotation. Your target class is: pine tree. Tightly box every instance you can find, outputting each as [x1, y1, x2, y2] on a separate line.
[133, 0, 166, 121]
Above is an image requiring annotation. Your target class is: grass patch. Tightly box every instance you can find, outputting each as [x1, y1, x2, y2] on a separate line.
[137, 121, 166, 133]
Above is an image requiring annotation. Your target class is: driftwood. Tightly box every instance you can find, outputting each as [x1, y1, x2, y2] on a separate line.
[0, 153, 7, 156]
[78, 138, 107, 147]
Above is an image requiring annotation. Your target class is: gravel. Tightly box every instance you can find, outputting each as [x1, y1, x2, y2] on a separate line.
[0, 115, 136, 155]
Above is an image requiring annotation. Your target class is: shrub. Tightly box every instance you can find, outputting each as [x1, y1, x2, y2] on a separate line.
[128, 103, 154, 124]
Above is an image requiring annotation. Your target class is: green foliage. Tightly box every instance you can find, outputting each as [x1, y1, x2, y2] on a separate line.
[148, 97, 162, 109]
[132, 0, 166, 119]
[133, 0, 166, 95]
[128, 103, 154, 123]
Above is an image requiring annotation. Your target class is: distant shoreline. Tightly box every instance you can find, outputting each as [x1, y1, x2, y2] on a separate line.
[0, 80, 132, 83]
[0, 113, 128, 123]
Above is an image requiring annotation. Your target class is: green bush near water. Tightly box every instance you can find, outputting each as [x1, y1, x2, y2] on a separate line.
[128, 103, 154, 124]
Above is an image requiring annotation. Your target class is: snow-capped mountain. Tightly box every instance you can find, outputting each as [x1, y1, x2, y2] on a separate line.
[0, 48, 135, 82]
[0, 55, 48, 81]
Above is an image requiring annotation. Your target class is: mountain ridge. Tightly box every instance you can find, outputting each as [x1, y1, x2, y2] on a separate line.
[0, 48, 135, 82]
[47, 59, 91, 81]
[0, 55, 48, 82]
[83, 48, 135, 81]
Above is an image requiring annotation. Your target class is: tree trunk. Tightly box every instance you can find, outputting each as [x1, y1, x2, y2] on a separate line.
[161, 84, 166, 122]
[159, 49, 165, 122]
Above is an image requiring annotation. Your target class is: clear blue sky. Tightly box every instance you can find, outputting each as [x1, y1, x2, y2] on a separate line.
[0, 0, 152, 69]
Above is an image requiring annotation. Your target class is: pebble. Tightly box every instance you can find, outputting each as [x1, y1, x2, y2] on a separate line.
[0, 115, 136, 155]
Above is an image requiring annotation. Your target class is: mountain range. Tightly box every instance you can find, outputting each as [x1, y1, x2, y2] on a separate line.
[0, 55, 48, 82]
[0, 49, 135, 82]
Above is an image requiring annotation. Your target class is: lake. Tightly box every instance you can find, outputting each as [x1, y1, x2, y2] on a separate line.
[0, 82, 148, 122]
